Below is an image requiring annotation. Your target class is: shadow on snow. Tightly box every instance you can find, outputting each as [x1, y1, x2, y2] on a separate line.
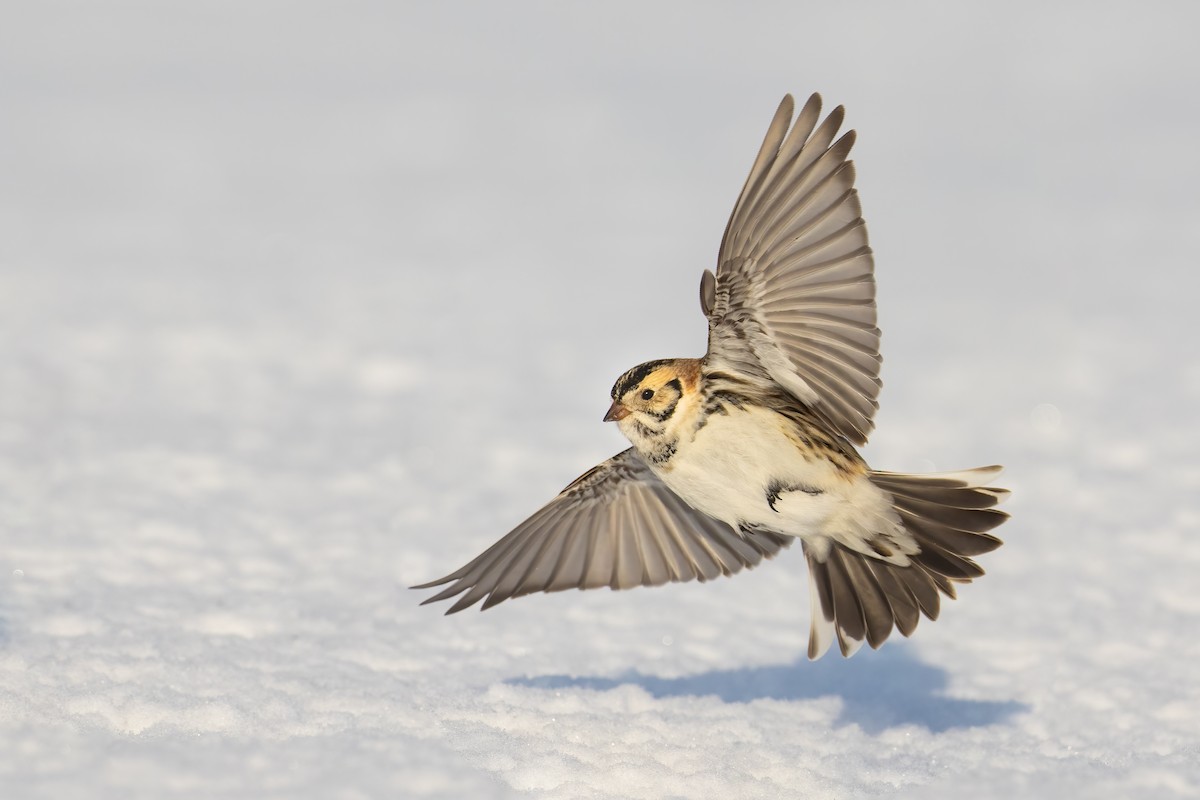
[510, 645, 1026, 734]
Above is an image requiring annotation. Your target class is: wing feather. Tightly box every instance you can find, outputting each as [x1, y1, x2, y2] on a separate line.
[413, 449, 792, 612]
[545, 517, 589, 591]
[745, 133, 857, 262]
[705, 93, 881, 444]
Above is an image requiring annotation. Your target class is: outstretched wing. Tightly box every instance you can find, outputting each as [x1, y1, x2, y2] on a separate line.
[703, 93, 881, 445]
[413, 448, 792, 613]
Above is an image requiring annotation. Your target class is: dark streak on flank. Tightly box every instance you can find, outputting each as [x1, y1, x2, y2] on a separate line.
[766, 479, 824, 512]
[700, 365, 865, 475]
[704, 390, 746, 416]
[696, 390, 747, 432]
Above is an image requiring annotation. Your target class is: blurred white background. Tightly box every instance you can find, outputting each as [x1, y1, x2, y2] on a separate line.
[2, 3, 1198, 798]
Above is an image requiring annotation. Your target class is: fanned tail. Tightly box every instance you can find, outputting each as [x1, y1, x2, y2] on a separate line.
[804, 466, 1010, 659]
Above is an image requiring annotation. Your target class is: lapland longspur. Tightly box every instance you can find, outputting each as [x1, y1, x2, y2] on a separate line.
[415, 93, 1009, 658]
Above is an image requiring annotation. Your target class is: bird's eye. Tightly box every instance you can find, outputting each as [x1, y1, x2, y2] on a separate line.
[641, 389, 655, 401]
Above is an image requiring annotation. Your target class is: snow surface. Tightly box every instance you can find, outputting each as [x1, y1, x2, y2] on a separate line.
[3, 3, 1200, 798]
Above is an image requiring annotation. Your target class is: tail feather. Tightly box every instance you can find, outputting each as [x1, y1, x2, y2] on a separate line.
[863, 559, 921, 637]
[895, 507, 1003, 556]
[825, 552, 868, 656]
[804, 466, 1009, 659]
[910, 537, 986, 581]
[806, 556, 836, 659]
[836, 548, 895, 651]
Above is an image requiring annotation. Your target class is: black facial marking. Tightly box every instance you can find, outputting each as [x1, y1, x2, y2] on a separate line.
[646, 379, 683, 421]
[631, 419, 660, 439]
[766, 479, 824, 512]
[612, 359, 671, 399]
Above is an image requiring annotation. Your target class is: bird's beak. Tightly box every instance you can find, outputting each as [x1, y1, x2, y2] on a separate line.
[603, 400, 630, 422]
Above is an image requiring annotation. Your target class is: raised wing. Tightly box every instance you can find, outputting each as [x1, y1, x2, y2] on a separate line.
[413, 449, 791, 613]
[703, 93, 881, 445]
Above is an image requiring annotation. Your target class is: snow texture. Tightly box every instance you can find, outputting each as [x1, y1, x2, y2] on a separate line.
[2, 3, 1199, 798]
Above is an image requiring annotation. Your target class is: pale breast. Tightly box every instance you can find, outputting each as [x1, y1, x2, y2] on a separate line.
[652, 405, 848, 536]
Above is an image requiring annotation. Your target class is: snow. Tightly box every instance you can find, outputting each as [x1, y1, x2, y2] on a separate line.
[2, 2, 1199, 798]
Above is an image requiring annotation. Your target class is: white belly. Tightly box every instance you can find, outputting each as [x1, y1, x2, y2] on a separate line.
[652, 405, 849, 538]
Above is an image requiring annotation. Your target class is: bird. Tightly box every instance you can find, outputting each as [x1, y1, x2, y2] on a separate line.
[413, 92, 1009, 659]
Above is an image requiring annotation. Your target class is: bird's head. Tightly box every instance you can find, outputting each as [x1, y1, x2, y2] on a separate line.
[605, 358, 702, 448]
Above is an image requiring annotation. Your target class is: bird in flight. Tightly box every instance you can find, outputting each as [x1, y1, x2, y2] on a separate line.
[414, 93, 1009, 659]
